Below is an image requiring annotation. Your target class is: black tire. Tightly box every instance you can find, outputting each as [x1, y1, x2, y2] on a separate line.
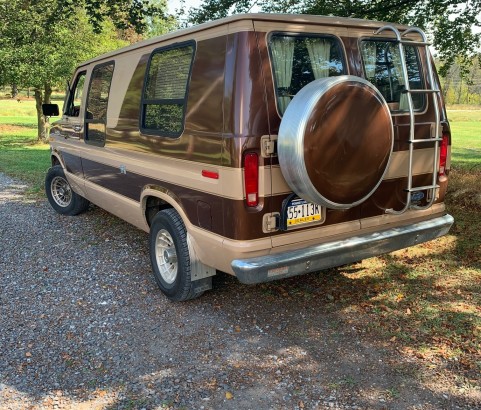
[45, 165, 90, 216]
[149, 208, 203, 302]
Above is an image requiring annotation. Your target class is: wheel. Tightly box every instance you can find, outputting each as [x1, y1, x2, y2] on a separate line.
[278, 75, 394, 209]
[149, 208, 203, 302]
[45, 165, 90, 216]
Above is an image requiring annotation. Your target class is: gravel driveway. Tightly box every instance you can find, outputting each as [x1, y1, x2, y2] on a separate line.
[0, 172, 476, 410]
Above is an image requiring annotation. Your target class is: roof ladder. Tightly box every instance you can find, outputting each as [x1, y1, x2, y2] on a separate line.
[374, 25, 442, 215]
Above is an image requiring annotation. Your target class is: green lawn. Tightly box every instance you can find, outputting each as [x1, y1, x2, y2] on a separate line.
[447, 108, 481, 169]
[0, 99, 50, 194]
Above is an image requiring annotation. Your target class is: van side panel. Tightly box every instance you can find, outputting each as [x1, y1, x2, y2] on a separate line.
[80, 37, 231, 237]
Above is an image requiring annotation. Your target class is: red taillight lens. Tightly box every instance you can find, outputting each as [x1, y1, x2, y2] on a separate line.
[439, 133, 449, 176]
[244, 152, 259, 207]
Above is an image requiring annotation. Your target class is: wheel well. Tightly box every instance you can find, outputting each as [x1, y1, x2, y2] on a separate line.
[145, 196, 173, 227]
[51, 156, 61, 167]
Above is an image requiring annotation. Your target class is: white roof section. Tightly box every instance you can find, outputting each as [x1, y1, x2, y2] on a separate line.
[81, 13, 409, 66]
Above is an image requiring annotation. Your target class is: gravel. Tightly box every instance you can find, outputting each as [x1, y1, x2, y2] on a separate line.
[0, 172, 478, 410]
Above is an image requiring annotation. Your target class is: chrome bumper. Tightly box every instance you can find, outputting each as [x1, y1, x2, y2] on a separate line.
[232, 214, 454, 284]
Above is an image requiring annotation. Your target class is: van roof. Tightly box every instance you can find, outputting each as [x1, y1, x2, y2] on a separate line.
[81, 13, 408, 66]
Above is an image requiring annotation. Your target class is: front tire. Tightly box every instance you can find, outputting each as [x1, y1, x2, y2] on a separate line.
[149, 209, 203, 302]
[45, 165, 90, 216]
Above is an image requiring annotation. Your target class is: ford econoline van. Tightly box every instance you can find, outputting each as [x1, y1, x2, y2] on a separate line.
[42, 13, 453, 301]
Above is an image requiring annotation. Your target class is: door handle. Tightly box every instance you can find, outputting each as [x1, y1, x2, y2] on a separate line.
[73, 125, 82, 132]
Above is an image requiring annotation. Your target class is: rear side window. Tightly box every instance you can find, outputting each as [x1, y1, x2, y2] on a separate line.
[269, 34, 345, 115]
[360, 40, 425, 112]
[85, 62, 114, 146]
[141, 43, 195, 137]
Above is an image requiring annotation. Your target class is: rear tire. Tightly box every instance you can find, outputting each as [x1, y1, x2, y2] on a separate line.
[45, 165, 90, 216]
[149, 208, 203, 302]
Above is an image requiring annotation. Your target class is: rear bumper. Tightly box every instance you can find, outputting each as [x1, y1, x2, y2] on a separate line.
[232, 214, 454, 284]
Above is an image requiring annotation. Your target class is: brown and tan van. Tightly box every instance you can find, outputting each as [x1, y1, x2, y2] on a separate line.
[42, 13, 454, 301]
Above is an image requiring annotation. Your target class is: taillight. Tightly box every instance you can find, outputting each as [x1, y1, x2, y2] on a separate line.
[438, 133, 449, 176]
[244, 152, 259, 207]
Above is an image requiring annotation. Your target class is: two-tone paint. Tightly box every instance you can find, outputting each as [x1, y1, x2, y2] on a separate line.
[49, 13, 452, 277]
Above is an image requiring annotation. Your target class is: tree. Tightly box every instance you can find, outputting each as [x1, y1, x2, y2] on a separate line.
[0, 0, 168, 141]
[185, 0, 481, 78]
[441, 54, 481, 105]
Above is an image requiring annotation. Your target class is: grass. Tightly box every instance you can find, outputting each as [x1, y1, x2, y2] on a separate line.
[0, 98, 50, 194]
[0, 98, 480, 391]
[447, 107, 481, 170]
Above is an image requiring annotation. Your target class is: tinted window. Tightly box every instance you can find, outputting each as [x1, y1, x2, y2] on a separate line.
[269, 34, 345, 115]
[85, 62, 114, 146]
[86, 64, 114, 121]
[64, 72, 86, 117]
[360, 40, 424, 111]
[142, 44, 194, 136]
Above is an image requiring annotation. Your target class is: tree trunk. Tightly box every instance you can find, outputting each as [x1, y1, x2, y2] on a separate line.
[11, 84, 18, 98]
[34, 89, 46, 141]
[456, 82, 463, 104]
[34, 83, 54, 142]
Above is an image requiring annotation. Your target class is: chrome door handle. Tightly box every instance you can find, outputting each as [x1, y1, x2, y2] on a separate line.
[73, 125, 82, 132]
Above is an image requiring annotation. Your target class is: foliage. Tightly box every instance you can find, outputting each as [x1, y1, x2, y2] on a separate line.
[55, 0, 165, 35]
[0, 0, 171, 141]
[185, 0, 481, 77]
[0, 4, 127, 92]
[441, 55, 481, 105]
[146, 0, 179, 37]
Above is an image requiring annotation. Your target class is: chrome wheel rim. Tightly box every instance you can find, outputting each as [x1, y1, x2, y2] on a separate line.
[155, 229, 178, 284]
[51, 176, 72, 207]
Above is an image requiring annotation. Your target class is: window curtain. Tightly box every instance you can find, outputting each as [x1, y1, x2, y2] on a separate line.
[391, 48, 410, 111]
[305, 38, 331, 79]
[271, 37, 295, 114]
[361, 42, 377, 81]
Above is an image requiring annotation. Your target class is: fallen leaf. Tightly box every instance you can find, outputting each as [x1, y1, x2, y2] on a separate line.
[225, 391, 233, 400]
[406, 308, 412, 315]
[299, 400, 305, 408]
[234, 325, 241, 333]
[25, 352, 32, 357]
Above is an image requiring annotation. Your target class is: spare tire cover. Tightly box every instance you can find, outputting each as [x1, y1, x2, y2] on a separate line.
[278, 75, 394, 209]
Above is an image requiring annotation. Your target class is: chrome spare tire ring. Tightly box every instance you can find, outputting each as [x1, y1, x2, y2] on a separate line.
[278, 75, 394, 209]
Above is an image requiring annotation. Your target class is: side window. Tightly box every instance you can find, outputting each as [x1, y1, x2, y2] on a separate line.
[141, 43, 195, 137]
[360, 40, 425, 112]
[269, 34, 345, 115]
[64, 72, 86, 117]
[85, 62, 114, 146]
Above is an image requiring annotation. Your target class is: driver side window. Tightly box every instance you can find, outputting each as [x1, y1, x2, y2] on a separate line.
[64, 72, 86, 117]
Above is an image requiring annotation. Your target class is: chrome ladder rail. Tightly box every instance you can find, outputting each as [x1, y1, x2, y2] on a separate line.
[374, 25, 442, 215]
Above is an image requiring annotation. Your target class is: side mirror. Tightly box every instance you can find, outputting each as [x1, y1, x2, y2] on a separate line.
[42, 103, 59, 117]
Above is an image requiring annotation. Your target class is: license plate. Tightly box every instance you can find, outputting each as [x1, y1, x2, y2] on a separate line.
[286, 198, 322, 227]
